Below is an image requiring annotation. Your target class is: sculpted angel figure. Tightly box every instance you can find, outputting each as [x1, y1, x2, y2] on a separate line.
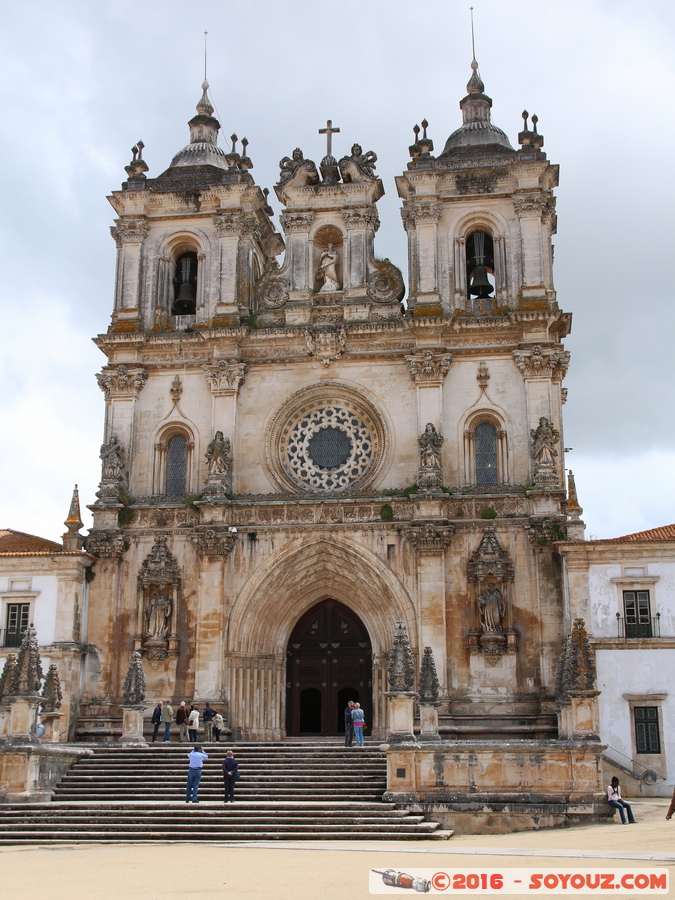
[418, 423, 443, 469]
[145, 588, 172, 639]
[278, 147, 305, 183]
[351, 143, 378, 177]
[317, 244, 340, 293]
[205, 431, 232, 476]
[100, 436, 124, 480]
[478, 582, 505, 633]
[531, 416, 559, 465]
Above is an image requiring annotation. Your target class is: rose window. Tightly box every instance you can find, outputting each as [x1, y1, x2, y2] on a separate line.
[266, 386, 388, 493]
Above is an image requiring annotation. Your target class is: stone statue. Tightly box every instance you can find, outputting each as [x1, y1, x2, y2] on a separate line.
[100, 436, 124, 480]
[418, 423, 443, 469]
[122, 651, 146, 706]
[531, 417, 559, 464]
[478, 582, 504, 633]
[144, 588, 172, 639]
[350, 143, 377, 177]
[278, 147, 305, 183]
[205, 431, 232, 476]
[317, 244, 340, 293]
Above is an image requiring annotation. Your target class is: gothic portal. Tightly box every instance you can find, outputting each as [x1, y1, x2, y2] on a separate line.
[78, 62, 572, 743]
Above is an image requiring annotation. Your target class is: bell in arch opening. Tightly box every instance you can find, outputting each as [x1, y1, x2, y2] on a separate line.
[467, 231, 495, 302]
[172, 251, 198, 316]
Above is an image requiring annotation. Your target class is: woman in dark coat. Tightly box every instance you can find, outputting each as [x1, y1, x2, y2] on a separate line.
[222, 750, 239, 803]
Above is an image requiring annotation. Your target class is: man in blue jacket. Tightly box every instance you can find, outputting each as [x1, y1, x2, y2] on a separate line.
[203, 702, 216, 742]
[185, 744, 208, 803]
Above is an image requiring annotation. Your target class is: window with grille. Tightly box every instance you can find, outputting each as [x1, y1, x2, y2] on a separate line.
[5, 603, 29, 647]
[475, 422, 498, 486]
[634, 706, 661, 754]
[623, 590, 652, 638]
[165, 434, 187, 495]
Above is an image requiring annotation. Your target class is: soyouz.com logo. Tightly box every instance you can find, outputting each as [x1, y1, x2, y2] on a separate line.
[369, 868, 669, 894]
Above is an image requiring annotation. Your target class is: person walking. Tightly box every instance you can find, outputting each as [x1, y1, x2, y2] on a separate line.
[344, 700, 355, 747]
[607, 776, 637, 824]
[176, 701, 189, 742]
[188, 705, 200, 743]
[222, 749, 239, 803]
[352, 702, 365, 746]
[214, 711, 224, 742]
[185, 744, 208, 804]
[203, 702, 216, 742]
[162, 701, 174, 742]
[151, 700, 163, 743]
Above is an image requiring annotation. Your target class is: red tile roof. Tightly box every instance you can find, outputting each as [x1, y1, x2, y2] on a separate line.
[0, 529, 63, 555]
[606, 524, 675, 543]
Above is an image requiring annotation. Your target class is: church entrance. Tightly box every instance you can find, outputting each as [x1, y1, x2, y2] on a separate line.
[286, 599, 372, 736]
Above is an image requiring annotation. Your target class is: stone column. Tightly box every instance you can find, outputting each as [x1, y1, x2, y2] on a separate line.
[417, 646, 441, 742]
[383, 621, 419, 745]
[119, 651, 147, 744]
[110, 218, 149, 330]
[555, 618, 601, 740]
[212, 211, 246, 326]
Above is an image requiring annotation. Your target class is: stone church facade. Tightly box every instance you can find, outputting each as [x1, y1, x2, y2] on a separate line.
[80, 62, 572, 743]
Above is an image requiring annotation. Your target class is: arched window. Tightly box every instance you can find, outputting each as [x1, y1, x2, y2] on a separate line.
[165, 434, 187, 495]
[466, 231, 495, 306]
[463, 417, 509, 487]
[475, 422, 498, 486]
[172, 251, 198, 316]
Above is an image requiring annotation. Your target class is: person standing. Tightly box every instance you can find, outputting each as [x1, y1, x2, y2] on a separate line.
[666, 786, 675, 820]
[344, 700, 355, 747]
[203, 702, 216, 742]
[607, 777, 637, 824]
[176, 701, 189, 742]
[162, 701, 174, 742]
[352, 702, 365, 746]
[185, 744, 208, 804]
[151, 700, 163, 743]
[188, 705, 199, 743]
[213, 711, 224, 742]
[222, 750, 239, 803]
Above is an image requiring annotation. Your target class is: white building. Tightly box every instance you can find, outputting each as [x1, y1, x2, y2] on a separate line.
[558, 523, 675, 797]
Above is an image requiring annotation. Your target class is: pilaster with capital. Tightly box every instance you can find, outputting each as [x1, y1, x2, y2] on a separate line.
[341, 207, 379, 291]
[513, 192, 552, 294]
[401, 201, 442, 307]
[110, 218, 149, 325]
[279, 211, 315, 294]
[202, 360, 248, 493]
[211, 211, 251, 323]
[405, 350, 452, 439]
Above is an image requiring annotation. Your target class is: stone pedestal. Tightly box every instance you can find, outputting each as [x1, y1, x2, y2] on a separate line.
[418, 702, 441, 742]
[384, 691, 418, 744]
[39, 711, 65, 743]
[120, 705, 147, 745]
[558, 690, 601, 740]
[6, 695, 41, 743]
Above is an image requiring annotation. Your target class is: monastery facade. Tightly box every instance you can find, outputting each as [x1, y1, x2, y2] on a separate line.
[74, 60, 570, 743]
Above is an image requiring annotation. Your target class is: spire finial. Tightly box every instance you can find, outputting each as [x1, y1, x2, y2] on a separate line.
[470, 6, 476, 61]
[204, 31, 208, 83]
[63, 484, 84, 551]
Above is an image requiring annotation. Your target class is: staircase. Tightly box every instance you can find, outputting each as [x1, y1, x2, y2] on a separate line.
[0, 741, 452, 842]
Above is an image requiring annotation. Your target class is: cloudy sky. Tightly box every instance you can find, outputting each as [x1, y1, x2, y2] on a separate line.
[1, 0, 673, 542]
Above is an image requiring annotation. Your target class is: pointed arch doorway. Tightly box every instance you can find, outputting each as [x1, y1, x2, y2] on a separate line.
[286, 599, 372, 736]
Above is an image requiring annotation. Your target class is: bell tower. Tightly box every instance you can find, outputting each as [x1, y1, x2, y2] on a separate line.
[396, 59, 558, 317]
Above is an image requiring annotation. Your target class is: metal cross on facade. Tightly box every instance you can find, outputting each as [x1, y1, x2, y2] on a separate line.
[319, 119, 340, 158]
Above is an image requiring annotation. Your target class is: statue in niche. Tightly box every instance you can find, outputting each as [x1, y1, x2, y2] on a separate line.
[478, 582, 505, 633]
[317, 244, 340, 293]
[100, 436, 125, 480]
[418, 423, 443, 469]
[531, 416, 559, 465]
[205, 431, 232, 476]
[144, 588, 172, 640]
[350, 143, 377, 177]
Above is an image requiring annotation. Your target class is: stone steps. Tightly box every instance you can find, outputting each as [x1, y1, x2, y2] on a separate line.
[0, 742, 452, 842]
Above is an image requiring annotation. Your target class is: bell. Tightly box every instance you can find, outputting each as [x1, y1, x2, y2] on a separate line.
[173, 281, 196, 315]
[469, 265, 494, 299]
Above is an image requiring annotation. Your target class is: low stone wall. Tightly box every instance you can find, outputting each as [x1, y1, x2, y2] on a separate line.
[0, 743, 92, 803]
[382, 738, 612, 834]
